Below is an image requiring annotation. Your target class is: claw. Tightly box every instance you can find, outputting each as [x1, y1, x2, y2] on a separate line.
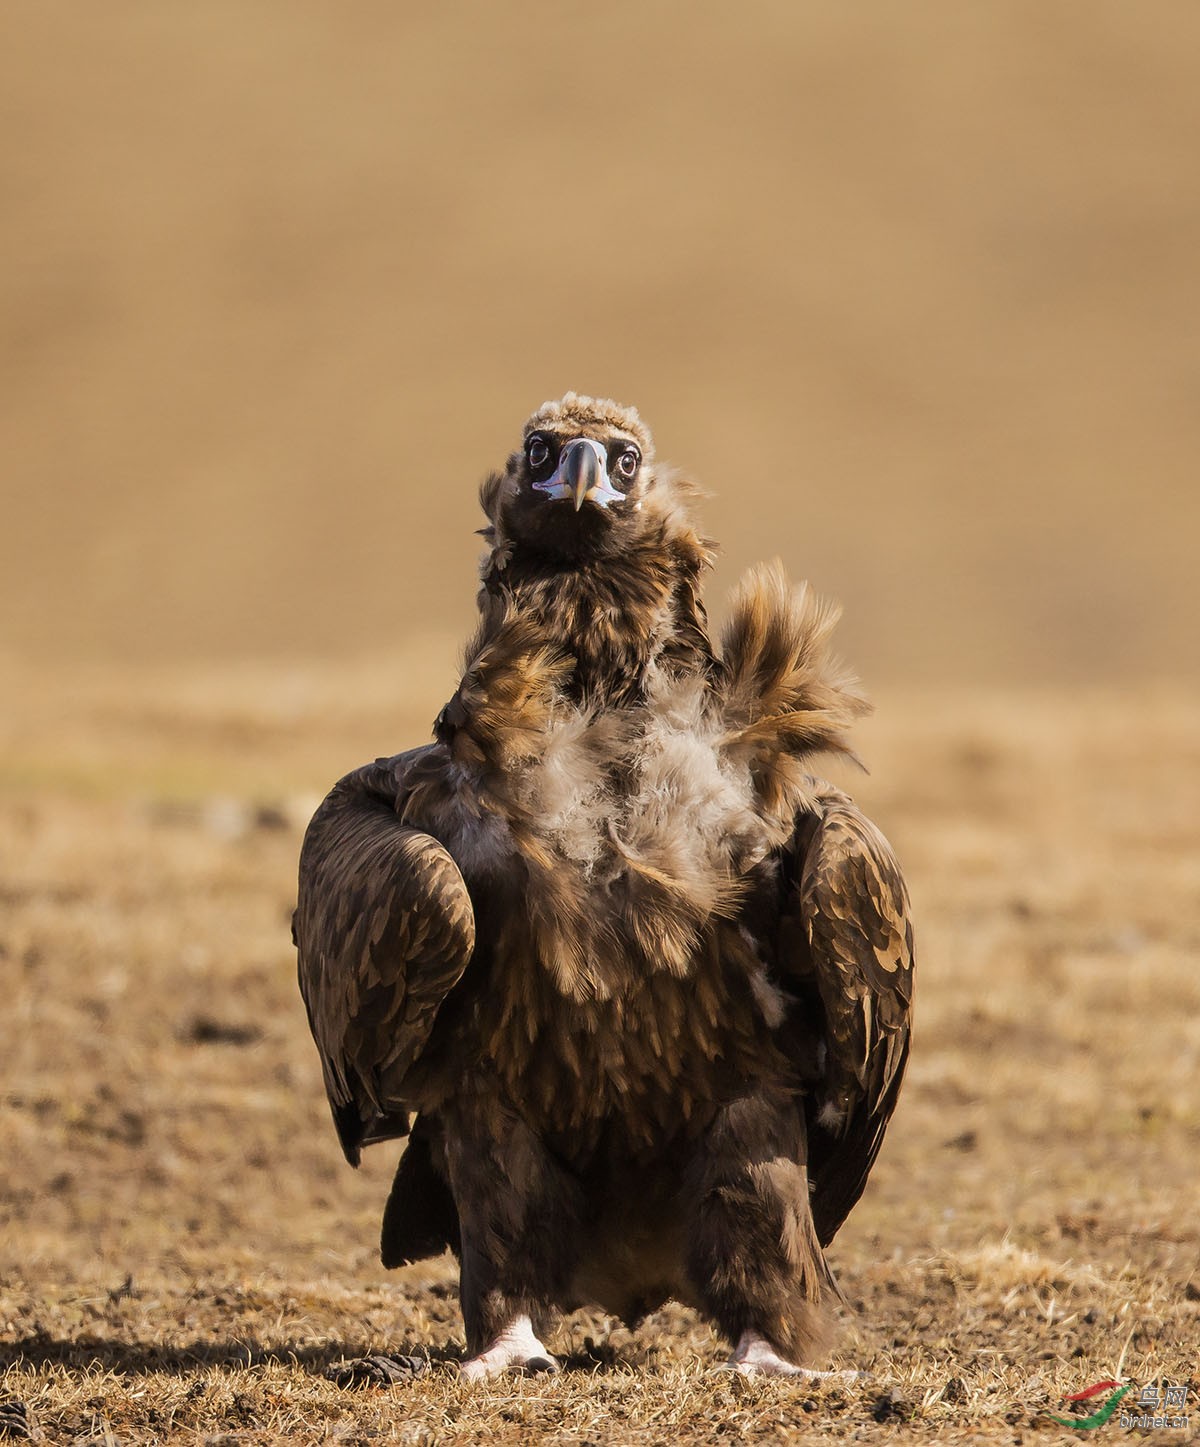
[721, 1329, 865, 1380]
[459, 1315, 560, 1381]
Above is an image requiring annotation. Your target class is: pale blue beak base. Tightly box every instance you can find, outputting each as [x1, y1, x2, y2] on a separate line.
[532, 437, 626, 510]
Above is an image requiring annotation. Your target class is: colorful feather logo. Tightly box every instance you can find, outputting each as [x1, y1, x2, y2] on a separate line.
[1047, 1380, 1133, 1429]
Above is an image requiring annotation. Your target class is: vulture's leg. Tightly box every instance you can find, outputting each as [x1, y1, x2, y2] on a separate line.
[724, 1330, 861, 1379]
[457, 1314, 556, 1381]
[442, 1100, 582, 1379]
[685, 1087, 837, 1374]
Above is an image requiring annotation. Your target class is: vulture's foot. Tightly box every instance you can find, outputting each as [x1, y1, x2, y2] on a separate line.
[723, 1330, 861, 1380]
[459, 1315, 560, 1381]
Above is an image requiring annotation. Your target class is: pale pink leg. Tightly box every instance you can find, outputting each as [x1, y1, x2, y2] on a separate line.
[725, 1329, 861, 1380]
[459, 1314, 559, 1381]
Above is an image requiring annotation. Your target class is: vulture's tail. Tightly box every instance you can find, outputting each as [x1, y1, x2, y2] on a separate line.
[718, 561, 869, 826]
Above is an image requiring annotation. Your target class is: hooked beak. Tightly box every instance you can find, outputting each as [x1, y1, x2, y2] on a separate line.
[532, 437, 625, 510]
[562, 437, 603, 511]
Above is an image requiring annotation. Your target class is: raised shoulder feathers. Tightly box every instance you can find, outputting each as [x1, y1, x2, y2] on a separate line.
[718, 562, 869, 832]
[295, 748, 475, 1165]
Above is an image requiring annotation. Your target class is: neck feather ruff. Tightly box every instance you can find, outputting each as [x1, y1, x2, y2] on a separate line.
[437, 526, 866, 1003]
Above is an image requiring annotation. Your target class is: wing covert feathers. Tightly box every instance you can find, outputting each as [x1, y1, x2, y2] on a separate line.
[295, 754, 475, 1165]
[793, 793, 914, 1245]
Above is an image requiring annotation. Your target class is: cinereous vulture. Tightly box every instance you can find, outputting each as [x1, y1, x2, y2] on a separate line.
[295, 394, 913, 1378]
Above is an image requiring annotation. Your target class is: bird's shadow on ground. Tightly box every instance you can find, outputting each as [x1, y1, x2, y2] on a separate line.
[0, 1333, 462, 1378]
[1, 1334, 633, 1380]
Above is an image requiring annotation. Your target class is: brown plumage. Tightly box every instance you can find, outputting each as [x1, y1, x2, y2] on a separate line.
[295, 394, 914, 1378]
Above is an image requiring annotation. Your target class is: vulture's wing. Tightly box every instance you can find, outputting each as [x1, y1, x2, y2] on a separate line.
[779, 789, 914, 1246]
[295, 748, 475, 1166]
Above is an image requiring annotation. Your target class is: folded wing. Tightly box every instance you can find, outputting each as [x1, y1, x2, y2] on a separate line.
[781, 789, 914, 1246]
[294, 751, 475, 1165]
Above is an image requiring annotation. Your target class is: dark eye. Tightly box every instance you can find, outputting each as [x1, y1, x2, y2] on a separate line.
[615, 447, 640, 480]
[527, 436, 550, 469]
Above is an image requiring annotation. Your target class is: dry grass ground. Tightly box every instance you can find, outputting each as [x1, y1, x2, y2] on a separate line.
[1, 662, 1197, 1443]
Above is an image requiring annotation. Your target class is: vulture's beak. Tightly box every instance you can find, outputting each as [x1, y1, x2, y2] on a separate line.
[534, 437, 625, 510]
[562, 437, 605, 511]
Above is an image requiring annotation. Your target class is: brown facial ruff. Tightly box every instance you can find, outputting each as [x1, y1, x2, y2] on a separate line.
[295, 394, 915, 1376]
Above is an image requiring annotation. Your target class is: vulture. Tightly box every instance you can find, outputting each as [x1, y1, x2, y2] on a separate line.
[295, 394, 914, 1379]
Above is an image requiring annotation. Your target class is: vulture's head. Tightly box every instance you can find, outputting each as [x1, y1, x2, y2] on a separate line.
[484, 393, 696, 560]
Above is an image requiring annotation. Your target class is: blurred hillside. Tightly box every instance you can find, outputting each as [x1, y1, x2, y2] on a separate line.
[3, 1, 1198, 686]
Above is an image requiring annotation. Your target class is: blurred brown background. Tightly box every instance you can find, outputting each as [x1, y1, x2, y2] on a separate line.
[4, 1, 1197, 690]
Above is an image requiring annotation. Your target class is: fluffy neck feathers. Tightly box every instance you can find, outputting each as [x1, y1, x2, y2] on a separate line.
[434, 516, 867, 1001]
[441, 532, 866, 844]
[473, 473, 717, 708]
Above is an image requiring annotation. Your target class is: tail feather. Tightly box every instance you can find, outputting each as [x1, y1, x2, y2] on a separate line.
[719, 561, 869, 825]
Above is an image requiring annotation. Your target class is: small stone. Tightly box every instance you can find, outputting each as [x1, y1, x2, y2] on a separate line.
[870, 1388, 911, 1423]
[182, 1015, 262, 1046]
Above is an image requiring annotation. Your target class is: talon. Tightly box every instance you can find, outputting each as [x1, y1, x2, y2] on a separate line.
[723, 1329, 861, 1380]
[460, 1315, 559, 1381]
[520, 1356, 560, 1376]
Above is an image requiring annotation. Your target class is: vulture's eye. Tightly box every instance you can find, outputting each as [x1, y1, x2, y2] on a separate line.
[615, 448, 640, 481]
[527, 437, 550, 469]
